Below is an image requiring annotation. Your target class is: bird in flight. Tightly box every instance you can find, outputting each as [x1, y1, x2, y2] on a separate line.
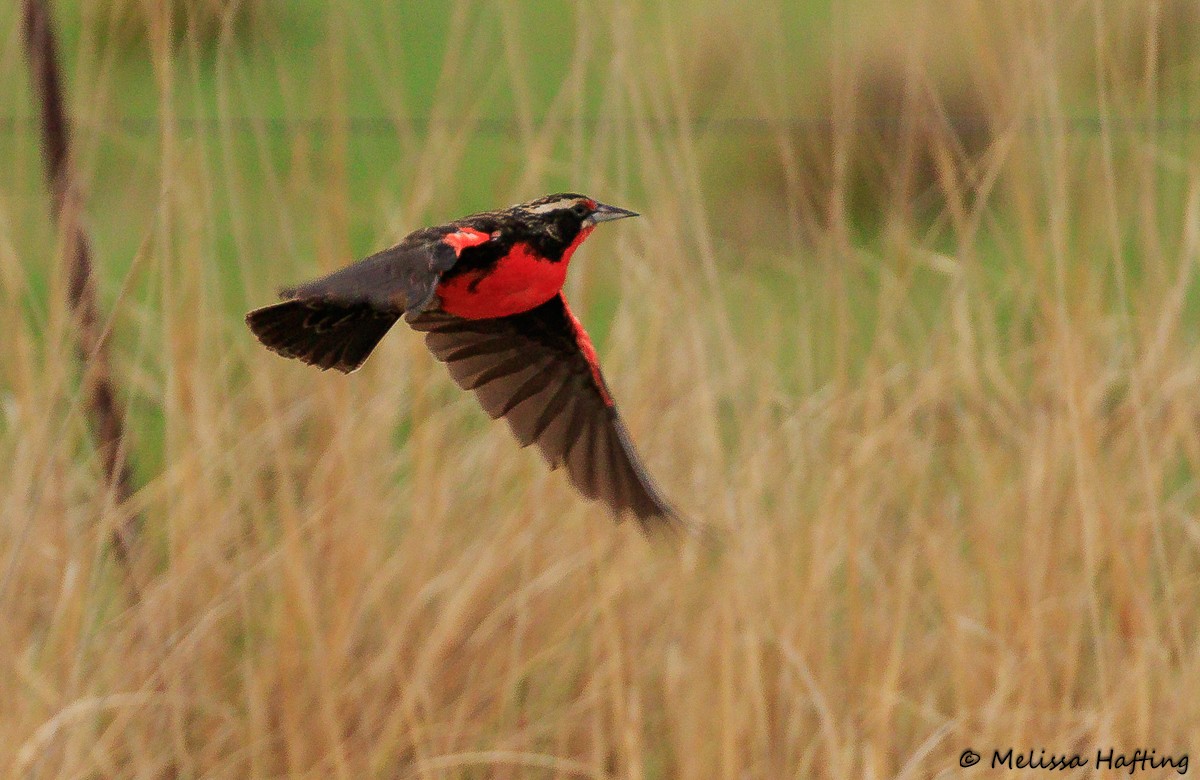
[246, 193, 683, 533]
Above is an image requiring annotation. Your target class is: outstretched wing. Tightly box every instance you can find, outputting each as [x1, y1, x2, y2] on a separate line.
[409, 293, 679, 531]
[283, 226, 489, 313]
[245, 299, 401, 373]
[246, 227, 491, 373]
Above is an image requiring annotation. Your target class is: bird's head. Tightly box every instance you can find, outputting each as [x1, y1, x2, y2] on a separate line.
[517, 193, 639, 232]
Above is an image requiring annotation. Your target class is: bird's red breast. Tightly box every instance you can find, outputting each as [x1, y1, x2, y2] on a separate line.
[436, 226, 595, 319]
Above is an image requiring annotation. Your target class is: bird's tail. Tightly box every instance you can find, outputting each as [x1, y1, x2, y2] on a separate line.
[245, 298, 400, 373]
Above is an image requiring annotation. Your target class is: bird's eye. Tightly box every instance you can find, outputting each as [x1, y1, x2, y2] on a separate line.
[571, 203, 590, 217]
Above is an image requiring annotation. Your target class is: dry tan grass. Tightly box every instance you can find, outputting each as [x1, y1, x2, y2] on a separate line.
[3, 0, 1200, 776]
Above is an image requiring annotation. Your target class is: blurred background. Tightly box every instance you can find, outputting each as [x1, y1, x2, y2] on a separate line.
[3, 0, 1200, 776]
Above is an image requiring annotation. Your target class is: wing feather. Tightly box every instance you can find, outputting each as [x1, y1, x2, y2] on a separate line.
[529, 379, 576, 451]
[283, 228, 461, 314]
[564, 408, 598, 499]
[248, 228, 469, 372]
[409, 294, 679, 530]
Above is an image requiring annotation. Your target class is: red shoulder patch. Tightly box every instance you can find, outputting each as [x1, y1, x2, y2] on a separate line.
[562, 296, 612, 407]
[442, 227, 492, 255]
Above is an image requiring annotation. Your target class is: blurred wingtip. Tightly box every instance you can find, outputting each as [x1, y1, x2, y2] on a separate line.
[640, 508, 725, 556]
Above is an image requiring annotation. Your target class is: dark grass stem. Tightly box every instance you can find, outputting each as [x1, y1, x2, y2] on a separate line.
[22, 0, 142, 570]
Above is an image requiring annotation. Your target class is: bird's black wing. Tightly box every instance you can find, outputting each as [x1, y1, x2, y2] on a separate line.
[246, 227, 485, 373]
[409, 293, 681, 532]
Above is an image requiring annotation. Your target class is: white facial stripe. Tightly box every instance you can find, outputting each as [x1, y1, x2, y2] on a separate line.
[526, 198, 584, 214]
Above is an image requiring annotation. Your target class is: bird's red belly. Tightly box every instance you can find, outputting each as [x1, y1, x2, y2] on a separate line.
[437, 228, 592, 319]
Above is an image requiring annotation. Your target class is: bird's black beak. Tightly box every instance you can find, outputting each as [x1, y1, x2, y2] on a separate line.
[589, 202, 640, 224]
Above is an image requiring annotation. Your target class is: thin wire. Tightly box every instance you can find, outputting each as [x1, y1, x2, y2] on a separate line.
[2, 115, 1200, 136]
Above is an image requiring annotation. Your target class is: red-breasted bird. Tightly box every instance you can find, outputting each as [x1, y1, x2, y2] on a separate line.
[246, 193, 682, 533]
